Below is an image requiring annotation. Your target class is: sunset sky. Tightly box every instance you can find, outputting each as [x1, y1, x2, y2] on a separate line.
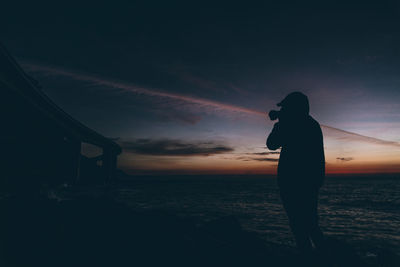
[3, 2, 400, 174]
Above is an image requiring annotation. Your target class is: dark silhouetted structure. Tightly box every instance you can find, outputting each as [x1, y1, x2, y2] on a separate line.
[0, 44, 121, 189]
[266, 92, 325, 257]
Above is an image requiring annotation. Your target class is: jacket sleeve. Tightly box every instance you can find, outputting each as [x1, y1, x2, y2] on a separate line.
[316, 124, 326, 187]
[266, 122, 283, 150]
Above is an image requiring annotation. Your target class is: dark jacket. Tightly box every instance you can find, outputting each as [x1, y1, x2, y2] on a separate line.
[267, 115, 325, 189]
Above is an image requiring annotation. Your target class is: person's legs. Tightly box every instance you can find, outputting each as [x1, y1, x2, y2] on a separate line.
[280, 189, 313, 253]
[307, 188, 325, 249]
[305, 188, 333, 266]
[291, 223, 313, 254]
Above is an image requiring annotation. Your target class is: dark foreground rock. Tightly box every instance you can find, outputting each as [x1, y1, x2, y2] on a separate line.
[0, 194, 397, 267]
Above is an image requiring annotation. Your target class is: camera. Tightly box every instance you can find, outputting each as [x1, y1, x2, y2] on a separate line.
[268, 110, 280, 121]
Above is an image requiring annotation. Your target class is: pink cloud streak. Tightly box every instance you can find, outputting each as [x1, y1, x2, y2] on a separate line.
[22, 62, 400, 148]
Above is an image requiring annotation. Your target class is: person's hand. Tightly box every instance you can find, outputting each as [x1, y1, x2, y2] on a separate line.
[278, 108, 293, 124]
[268, 110, 279, 121]
[277, 109, 287, 123]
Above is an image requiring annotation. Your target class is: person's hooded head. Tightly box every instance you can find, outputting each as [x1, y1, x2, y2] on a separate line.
[277, 92, 309, 119]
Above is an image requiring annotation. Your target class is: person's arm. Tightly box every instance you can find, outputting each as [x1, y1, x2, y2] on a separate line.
[316, 124, 326, 187]
[266, 122, 283, 150]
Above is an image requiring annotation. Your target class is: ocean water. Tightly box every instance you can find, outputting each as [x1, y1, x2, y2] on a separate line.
[115, 175, 400, 255]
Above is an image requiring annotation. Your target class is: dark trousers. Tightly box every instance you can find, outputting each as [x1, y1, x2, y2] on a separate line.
[280, 186, 324, 254]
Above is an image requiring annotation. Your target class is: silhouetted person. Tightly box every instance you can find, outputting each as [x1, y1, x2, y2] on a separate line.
[266, 92, 325, 259]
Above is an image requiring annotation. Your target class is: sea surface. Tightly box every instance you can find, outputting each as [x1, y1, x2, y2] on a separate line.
[114, 175, 400, 256]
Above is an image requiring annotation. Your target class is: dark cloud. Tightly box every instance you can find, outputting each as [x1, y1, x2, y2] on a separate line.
[247, 152, 280, 155]
[336, 157, 354, 162]
[237, 156, 279, 162]
[250, 158, 279, 162]
[120, 139, 234, 156]
[237, 151, 280, 162]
